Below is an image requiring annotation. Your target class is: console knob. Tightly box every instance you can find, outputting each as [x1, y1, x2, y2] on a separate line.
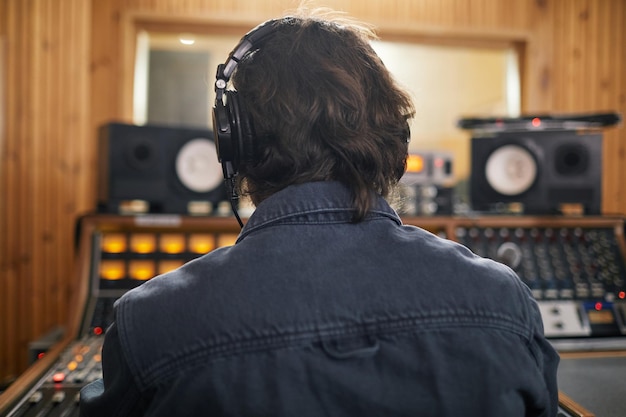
[496, 242, 523, 270]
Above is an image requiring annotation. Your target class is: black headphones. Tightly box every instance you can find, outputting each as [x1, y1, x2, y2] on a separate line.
[212, 18, 286, 182]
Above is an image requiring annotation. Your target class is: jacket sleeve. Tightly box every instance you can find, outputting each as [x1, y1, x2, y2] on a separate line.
[528, 295, 561, 417]
[79, 323, 150, 417]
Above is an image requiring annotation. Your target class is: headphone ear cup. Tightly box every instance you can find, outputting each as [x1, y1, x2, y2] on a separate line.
[227, 91, 256, 168]
[212, 98, 235, 168]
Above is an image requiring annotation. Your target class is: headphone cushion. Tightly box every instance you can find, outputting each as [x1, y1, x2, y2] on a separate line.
[226, 91, 256, 168]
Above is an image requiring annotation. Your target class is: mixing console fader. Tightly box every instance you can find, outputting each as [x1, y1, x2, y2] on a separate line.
[6, 335, 102, 417]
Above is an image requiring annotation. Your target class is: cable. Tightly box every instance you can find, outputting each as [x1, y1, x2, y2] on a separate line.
[226, 176, 244, 229]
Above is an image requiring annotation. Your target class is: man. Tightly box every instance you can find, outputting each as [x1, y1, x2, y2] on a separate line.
[80, 8, 559, 417]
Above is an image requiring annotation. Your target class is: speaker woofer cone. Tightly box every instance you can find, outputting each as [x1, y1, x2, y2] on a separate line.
[554, 144, 589, 176]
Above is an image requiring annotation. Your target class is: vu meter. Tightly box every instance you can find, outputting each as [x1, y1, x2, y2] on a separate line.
[402, 151, 453, 185]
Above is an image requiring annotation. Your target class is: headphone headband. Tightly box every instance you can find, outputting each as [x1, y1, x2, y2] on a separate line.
[215, 18, 285, 99]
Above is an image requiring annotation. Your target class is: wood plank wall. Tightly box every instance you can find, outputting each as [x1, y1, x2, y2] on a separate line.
[1, 0, 625, 384]
[0, 0, 93, 385]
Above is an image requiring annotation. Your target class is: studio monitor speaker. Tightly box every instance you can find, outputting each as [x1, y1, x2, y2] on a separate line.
[98, 123, 227, 214]
[470, 130, 602, 214]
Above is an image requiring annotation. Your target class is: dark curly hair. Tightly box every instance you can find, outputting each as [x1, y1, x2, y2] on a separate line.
[231, 9, 415, 221]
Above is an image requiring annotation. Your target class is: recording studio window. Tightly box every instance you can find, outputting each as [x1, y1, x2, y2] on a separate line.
[133, 30, 239, 128]
[132, 31, 521, 183]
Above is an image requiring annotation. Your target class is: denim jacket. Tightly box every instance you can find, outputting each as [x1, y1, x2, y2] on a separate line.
[80, 181, 559, 417]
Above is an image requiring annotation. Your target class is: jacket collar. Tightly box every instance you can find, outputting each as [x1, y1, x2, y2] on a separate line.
[238, 181, 401, 241]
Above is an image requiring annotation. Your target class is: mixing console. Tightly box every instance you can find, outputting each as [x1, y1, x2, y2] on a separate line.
[7, 335, 102, 417]
[455, 226, 626, 300]
[0, 214, 241, 417]
[455, 223, 626, 341]
[0, 214, 619, 417]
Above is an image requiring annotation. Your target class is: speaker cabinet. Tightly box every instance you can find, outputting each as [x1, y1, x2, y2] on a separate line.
[98, 123, 227, 214]
[470, 130, 602, 214]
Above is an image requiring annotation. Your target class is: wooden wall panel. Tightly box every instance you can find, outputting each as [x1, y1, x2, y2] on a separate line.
[0, 0, 91, 384]
[0, 0, 625, 384]
[0, 0, 8, 390]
